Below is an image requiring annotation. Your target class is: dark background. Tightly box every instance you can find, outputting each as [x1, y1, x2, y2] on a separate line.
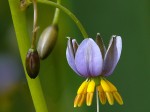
[0, 0, 150, 111]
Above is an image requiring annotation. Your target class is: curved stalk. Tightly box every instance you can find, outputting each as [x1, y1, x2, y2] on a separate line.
[31, 0, 38, 49]
[52, 0, 61, 25]
[8, 0, 48, 112]
[37, 0, 88, 38]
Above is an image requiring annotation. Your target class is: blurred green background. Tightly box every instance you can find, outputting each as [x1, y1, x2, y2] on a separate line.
[0, 0, 150, 112]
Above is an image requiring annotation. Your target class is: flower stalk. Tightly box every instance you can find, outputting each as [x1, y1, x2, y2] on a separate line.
[37, 0, 60, 59]
[8, 0, 48, 112]
[37, 0, 88, 38]
[31, 0, 38, 49]
[52, 0, 61, 25]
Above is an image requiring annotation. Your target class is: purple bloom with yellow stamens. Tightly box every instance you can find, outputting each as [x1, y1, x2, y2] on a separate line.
[66, 33, 123, 107]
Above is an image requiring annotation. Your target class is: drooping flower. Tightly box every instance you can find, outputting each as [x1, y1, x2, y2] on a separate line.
[66, 33, 123, 107]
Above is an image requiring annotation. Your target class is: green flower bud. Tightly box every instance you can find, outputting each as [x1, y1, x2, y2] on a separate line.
[25, 49, 40, 79]
[37, 25, 58, 59]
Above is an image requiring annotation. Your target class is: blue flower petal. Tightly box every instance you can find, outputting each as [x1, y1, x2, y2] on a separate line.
[102, 36, 122, 76]
[66, 38, 80, 75]
[75, 38, 103, 77]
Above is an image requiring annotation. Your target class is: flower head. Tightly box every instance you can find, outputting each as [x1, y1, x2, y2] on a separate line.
[66, 33, 122, 77]
[66, 34, 123, 107]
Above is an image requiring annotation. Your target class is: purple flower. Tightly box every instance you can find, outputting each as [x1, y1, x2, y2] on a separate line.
[66, 34, 123, 107]
[66, 34, 122, 77]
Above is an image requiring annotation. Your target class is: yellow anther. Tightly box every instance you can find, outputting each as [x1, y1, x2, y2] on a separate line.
[105, 92, 114, 105]
[83, 86, 87, 94]
[97, 85, 103, 92]
[105, 80, 123, 105]
[99, 92, 107, 105]
[101, 79, 111, 92]
[77, 81, 89, 94]
[105, 80, 117, 92]
[86, 92, 94, 106]
[85, 80, 95, 106]
[113, 91, 123, 105]
[87, 80, 95, 93]
[78, 94, 86, 107]
[97, 86, 106, 104]
[74, 94, 82, 107]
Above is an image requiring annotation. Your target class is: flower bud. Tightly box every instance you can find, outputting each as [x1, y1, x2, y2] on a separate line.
[25, 49, 40, 79]
[37, 25, 58, 59]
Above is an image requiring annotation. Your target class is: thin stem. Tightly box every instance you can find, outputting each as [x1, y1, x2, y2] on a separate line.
[96, 89, 99, 112]
[8, 0, 48, 112]
[31, 0, 38, 49]
[52, 0, 61, 25]
[37, 0, 88, 38]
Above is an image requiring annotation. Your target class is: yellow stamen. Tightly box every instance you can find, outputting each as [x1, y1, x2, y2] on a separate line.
[97, 86, 106, 104]
[105, 92, 114, 105]
[113, 91, 123, 105]
[86, 80, 95, 106]
[105, 80, 123, 105]
[74, 94, 82, 107]
[97, 85, 103, 92]
[86, 92, 94, 106]
[100, 79, 111, 92]
[77, 81, 89, 94]
[105, 80, 117, 92]
[74, 80, 89, 107]
[87, 80, 95, 93]
[78, 94, 86, 107]
[101, 79, 115, 105]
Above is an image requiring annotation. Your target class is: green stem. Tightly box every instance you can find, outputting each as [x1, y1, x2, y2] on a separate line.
[52, 0, 61, 25]
[8, 0, 48, 112]
[38, 0, 88, 38]
[31, 0, 38, 49]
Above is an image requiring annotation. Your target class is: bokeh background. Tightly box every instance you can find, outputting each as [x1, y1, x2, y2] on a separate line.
[0, 0, 150, 112]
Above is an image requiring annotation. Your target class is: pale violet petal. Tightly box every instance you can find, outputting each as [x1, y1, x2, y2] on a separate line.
[66, 38, 80, 75]
[75, 38, 103, 77]
[102, 36, 122, 76]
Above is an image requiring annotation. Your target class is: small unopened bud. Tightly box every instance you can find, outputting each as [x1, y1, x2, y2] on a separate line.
[25, 49, 40, 79]
[37, 25, 58, 59]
